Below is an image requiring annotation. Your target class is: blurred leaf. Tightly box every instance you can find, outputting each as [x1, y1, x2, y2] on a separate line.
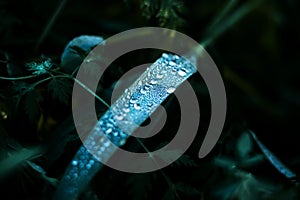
[214, 156, 236, 169]
[60, 35, 104, 73]
[236, 131, 253, 159]
[249, 130, 297, 180]
[0, 147, 41, 178]
[26, 161, 58, 187]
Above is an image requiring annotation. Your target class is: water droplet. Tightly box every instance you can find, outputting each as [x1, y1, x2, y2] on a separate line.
[140, 88, 147, 94]
[144, 83, 152, 90]
[130, 98, 137, 103]
[100, 147, 106, 152]
[134, 103, 141, 110]
[169, 61, 176, 66]
[115, 115, 124, 120]
[86, 164, 91, 169]
[113, 132, 118, 136]
[123, 108, 130, 113]
[150, 79, 158, 84]
[120, 132, 128, 138]
[166, 87, 176, 93]
[105, 128, 112, 134]
[119, 139, 126, 146]
[85, 58, 92, 63]
[156, 73, 163, 79]
[173, 55, 180, 60]
[178, 68, 187, 77]
[162, 53, 169, 59]
[72, 160, 78, 166]
[89, 160, 95, 165]
[104, 141, 110, 147]
[100, 137, 105, 142]
[178, 70, 186, 76]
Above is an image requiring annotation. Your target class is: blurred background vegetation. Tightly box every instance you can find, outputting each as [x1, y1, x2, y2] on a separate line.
[0, 0, 300, 199]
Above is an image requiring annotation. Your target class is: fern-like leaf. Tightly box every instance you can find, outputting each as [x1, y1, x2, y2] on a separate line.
[26, 59, 52, 75]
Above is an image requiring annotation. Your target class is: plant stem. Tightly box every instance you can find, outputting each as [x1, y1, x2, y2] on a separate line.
[0, 74, 38, 80]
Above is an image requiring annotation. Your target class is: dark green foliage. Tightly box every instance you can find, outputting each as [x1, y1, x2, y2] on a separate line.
[173, 154, 198, 167]
[12, 82, 42, 121]
[23, 88, 43, 121]
[162, 182, 201, 200]
[0, 0, 300, 199]
[140, 0, 185, 29]
[47, 78, 72, 105]
[26, 59, 52, 75]
[127, 173, 155, 200]
[156, 0, 185, 29]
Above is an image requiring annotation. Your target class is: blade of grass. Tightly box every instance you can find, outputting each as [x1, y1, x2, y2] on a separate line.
[35, 0, 68, 50]
[205, 0, 238, 35]
[0, 147, 42, 178]
[201, 0, 262, 47]
[248, 130, 298, 182]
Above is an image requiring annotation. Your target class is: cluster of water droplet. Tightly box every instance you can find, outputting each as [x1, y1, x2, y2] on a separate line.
[110, 53, 196, 134]
[64, 146, 100, 181]
[54, 53, 196, 199]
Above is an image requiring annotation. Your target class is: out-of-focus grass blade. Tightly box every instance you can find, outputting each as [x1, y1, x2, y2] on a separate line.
[0, 147, 41, 178]
[248, 130, 298, 182]
[205, 0, 238, 35]
[201, 0, 262, 47]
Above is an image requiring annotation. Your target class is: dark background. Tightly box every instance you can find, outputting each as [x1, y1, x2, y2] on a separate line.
[0, 0, 300, 199]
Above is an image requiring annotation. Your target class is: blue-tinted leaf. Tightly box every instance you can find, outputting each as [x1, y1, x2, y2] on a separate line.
[60, 35, 104, 73]
[236, 132, 253, 159]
